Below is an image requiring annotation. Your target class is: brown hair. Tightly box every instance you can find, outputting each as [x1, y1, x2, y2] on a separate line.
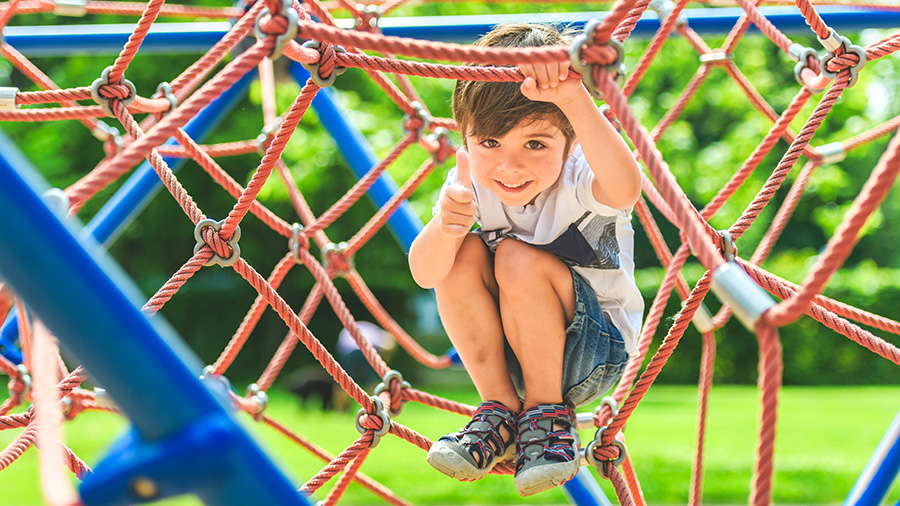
[452, 23, 576, 152]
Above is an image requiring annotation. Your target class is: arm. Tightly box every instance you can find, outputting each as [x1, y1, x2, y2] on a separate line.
[519, 63, 642, 210]
[408, 148, 477, 288]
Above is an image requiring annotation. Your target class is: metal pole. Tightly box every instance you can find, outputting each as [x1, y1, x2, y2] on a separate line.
[844, 407, 900, 506]
[0, 70, 255, 361]
[4, 6, 899, 55]
[289, 62, 424, 252]
[562, 468, 614, 506]
[0, 137, 307, 506]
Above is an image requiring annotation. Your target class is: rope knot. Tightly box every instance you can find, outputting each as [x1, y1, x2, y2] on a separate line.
[375, 370, 410, 417]
[355, 397, 392, 448]
[7, 364, 31, 400]
[90, 66, 136, 117]
[322, 241, 353, 277]
[193, 218, 242, 268]
[253, 0, 299, 60]
[300, 41, 347, 87]
[585, 426, 627, 478]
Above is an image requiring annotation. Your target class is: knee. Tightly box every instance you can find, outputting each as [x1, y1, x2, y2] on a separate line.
[494, 239, 546, 290]
[441, 234, 491, 287]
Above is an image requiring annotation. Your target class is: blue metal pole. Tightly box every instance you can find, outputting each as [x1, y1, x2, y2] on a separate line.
[0, 133, 307, 506]
[4, 6, 899, 55]
[289, 62, 424, 252]
[0, 69, 255, 362]
[844, 407, 900, 506]
[562, 468, 614, 506]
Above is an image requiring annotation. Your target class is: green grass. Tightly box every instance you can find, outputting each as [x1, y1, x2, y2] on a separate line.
[2, 384, 899, 505]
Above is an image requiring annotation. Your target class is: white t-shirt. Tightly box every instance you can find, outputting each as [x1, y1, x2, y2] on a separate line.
[435, 145, 643, 357]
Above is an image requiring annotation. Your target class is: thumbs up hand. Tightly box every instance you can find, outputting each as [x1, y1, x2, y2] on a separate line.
[438, 147, 476, 237]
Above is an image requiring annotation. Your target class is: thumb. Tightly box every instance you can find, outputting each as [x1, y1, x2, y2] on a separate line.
[456, 147, 472, 191]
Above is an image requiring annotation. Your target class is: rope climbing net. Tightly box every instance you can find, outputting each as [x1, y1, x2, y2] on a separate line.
[1, 0, 900, 504]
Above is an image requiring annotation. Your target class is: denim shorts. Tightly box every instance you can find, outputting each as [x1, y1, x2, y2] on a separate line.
[505, 268, 629, 408]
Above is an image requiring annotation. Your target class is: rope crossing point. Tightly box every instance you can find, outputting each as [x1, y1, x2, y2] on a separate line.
[0, 0, 899, 504]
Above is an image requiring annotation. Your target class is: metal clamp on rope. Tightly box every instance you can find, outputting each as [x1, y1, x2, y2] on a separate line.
[356, 397, 392, 448]
[322, 241, 353, 276]
[424, 127, 453, 164]
[300, 41, 347, 88]
[570, 20, 626, 99]
[0, 87, 18, 111]
[90, 66, 137, 117]
[576, 395, 618, 430]
[154, 82, 178, 117]
[816, 141, 845, 165]
[648, 0, 687, 28]
[584, 426, 627, 478]
[91, 120, 124, 152]
[690, 301, 716, 334]
[54, 0, 87, 17]
[374, 369, 411, 416]
[256, 117, 283, 155]
[246, 383, 269, 420]
[193, 218, 242, 267]
[8, 364, 31, 399]
[354, 3, 382, 31]
[788, 43, 825, 93]
[403, 101, 432, 141]
[699, 51, 733, 65]
[289, 223, 309, 263]
[817, 28, 866, 88]
[710, 261, 775, 331]
[253, 0, 299, 60]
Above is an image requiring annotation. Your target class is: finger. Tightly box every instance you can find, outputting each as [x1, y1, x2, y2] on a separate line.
[533, 63, 552, 89]
[557, 61, 571, 82]
[444, 185, 475, 206]
[455, 147, 472, 190]
[518, 63, 536, 80]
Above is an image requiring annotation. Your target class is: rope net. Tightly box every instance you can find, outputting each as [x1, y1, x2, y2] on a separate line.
[1, 0, 899, 504]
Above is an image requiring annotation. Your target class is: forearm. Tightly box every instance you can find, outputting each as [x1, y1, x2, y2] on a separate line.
[408, 218, 466, 289]
[558, 91, 642, 209]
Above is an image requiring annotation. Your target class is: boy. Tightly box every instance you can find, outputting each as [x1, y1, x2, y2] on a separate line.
[408, 23, 643, 496]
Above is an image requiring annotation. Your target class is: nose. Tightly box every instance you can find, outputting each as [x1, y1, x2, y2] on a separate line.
[497, 152, 525, 173]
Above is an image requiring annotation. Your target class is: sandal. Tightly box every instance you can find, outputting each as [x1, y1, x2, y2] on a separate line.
[514, 403, 580, 496]
[426, 400, 517, 481]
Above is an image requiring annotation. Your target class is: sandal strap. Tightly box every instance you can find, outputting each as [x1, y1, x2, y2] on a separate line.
[515, 403, 577, 472]
[440, 400, 516, 470]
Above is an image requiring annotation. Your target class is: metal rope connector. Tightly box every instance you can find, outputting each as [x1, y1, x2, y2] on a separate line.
[193, 218, 241, 267]
[575, 395, 618, 430]
[256, 116, 283, 155]
[818, 28, 866, 88]
[354, 3, 382, 31]
[253, 0, 299, 61]
[154, 82, 178, 117]
[289, 222, 309, 263]
[246, 383, 269, 421]
[816, 141, 846, 165]
[648, 0, 688, 28]
[374, 369, 410, 416]
[355, 396, 392, 448]
[8, 364, 31, 399]
[300, 40, 347, 88]
[570, 20, 626, 99]
[403, 101, 433, 141]
[90, 66, 137, 117]
[91, 120, 124, 152]
[584, 425, 627, 478]
[699, 51, 734, 65]
[322, 241, 353, 276]
[0, 87, 18, 111]
[54, 0, 87, 17]
[690, 301, 716, 334]
[710, 262, 775, 330]
[788, 43, 826, 94]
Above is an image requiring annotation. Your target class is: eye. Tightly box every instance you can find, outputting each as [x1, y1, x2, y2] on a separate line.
[479, 138, 499, 148]
[526, 140, 545, 149]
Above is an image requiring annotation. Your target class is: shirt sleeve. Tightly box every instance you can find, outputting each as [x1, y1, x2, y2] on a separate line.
[568, 147, 633, 217]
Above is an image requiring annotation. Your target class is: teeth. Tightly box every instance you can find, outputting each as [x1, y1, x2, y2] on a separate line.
[501, 181, 527, 189]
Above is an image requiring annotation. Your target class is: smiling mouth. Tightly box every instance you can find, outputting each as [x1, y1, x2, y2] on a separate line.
[496, 180, 531, 192]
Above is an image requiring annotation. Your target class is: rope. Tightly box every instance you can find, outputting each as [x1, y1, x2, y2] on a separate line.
[1, 1, 899, 504]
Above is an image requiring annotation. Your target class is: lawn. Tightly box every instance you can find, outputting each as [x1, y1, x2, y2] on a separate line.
[1, 383, 899, 505]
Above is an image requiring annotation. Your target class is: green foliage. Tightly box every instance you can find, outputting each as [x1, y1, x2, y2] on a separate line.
[1, 7, 899, 388]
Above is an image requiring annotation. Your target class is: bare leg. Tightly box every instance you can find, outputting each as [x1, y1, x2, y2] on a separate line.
[494, 240, 575, 409]
[435, 234, 522, 413]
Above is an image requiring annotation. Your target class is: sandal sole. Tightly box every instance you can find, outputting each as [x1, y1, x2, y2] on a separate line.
[427, 442, 492, 481]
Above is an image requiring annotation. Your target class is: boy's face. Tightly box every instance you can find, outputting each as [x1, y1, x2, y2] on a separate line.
[465, 118, 570, 207]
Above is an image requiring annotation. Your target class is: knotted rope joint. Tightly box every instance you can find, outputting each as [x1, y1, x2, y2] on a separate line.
[300, 41, 347, 88]
[193, 218, 242, 268]
[355, 396, 391, 448]
[90, 66, 136, 117]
